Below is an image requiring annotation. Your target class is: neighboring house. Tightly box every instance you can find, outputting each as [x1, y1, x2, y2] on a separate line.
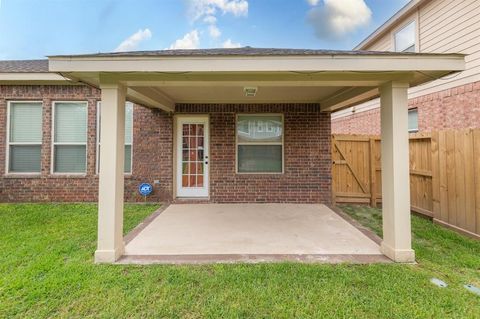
[332, 0, 480, 135]
[0, 47, 463, 262]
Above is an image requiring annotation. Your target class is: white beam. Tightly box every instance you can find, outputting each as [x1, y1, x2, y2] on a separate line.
[380, 81, 415, 263]
[95, 83, 126, 263]
[49, 54, 465, 73]
[127, 87, 175, 112]
[320, 87, 379, 112]
[76, 71, 451, 88]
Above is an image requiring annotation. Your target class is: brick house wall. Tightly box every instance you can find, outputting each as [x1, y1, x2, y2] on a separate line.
[176, 104, 332, 204]
[331, 108, 380, 135]
[332, 81, 480, 135]
[0, 85, 173, 202]
[1, 85, 332, 204]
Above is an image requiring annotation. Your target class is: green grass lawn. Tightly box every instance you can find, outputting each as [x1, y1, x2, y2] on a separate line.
[0, 203, 479, 318]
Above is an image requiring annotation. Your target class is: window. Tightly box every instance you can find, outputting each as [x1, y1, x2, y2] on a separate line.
[7, 102, 43, 173]
[52, 102, 87, 173]
[394, 21, 416, 52]
[408, 108, 419, 132]
[96, 102, 133, 174]
[236, 114, 283, 173]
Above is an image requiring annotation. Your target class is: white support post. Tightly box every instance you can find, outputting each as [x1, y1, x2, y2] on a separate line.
[95, 83, 126, 263]
[380, 81, 415, 263]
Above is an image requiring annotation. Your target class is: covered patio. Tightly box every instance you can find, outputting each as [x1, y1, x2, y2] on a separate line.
[48, 48, 465, 263]
[120, 204, 386, 264]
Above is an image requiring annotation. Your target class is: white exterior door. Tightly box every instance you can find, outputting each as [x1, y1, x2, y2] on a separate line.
[176, 116, 209, 198]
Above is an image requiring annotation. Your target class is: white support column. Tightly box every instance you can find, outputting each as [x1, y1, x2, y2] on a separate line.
[95, 83, 126, 263]
[380, 81, 415, 263]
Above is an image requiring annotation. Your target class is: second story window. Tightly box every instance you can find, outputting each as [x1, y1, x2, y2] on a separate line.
[394, 21, 416, 52]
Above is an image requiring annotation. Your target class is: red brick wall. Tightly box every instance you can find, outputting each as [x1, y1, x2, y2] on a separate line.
[176, 104, 332, 204]
[130, 104, 173, 202]
[412, 82, 480, 131]
[1, 85, 332, 204]
[331, 108, 380, 135]
[0, 85, 173, 202]
[332, 81, 480, 135]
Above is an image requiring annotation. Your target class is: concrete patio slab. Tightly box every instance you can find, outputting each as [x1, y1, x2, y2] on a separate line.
[121, 204, 385, 263]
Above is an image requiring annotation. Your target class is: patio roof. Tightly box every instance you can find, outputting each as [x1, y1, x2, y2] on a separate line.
[86, 48, 465, 264]
[47, 47, 465, 113]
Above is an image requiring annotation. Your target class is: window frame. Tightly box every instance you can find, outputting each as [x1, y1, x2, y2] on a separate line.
[5, 100, 43, 175]
[235, 113, 284, 175]
[96, 101, 134, 175]
[408, 108, 419, 133]
[393, 19, 417, 53]
[51, 101, 88, 175]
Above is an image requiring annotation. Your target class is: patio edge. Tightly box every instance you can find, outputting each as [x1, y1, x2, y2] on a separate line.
[124, 203, 170, 245]
[328, 205, 383, 245]
[116, 253, 391, 265]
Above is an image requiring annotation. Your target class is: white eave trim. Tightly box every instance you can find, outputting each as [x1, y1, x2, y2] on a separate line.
[0, 72, 68, 82]
[48, 54, 465, 73]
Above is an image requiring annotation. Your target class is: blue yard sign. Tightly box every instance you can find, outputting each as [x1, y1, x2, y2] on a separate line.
[138, 183, 153, 196]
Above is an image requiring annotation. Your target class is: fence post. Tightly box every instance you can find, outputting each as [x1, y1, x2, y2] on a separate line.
[431, 131, 440, 220]
[369, 137, 377, 207]
[474, 129, 480, 235]
[331, 135, 336, 206]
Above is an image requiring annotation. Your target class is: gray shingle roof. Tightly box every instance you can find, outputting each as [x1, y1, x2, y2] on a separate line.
[0, 59, 49, 73]
[1, 48, 462, 73]
[49, 47, 440, 58]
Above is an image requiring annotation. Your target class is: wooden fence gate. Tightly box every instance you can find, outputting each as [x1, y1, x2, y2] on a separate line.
[332, 130, 480, 239]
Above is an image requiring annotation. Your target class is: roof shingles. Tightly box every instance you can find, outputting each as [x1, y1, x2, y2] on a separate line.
[0, 60, 49, 73]
[1, 47, 462, 73]
[49, 47, 431, 58]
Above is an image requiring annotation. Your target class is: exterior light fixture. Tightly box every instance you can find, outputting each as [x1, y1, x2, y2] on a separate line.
[244, 87, 258, 97]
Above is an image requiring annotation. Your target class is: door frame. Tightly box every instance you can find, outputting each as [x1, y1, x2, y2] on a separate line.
[173, 114, 210, 198]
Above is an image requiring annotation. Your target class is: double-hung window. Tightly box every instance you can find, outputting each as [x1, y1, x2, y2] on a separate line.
[236, 114, 283, 173]
[96, 102, 133, 173]
[52, 102, 88, 173]
[394, 21, 416, 52]
[7, 101, 43, 173]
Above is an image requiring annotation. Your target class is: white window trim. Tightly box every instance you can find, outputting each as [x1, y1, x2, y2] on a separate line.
[235, 113, 284, 174]
[5, 101, 43, 175]
[96, 101, 133, 175]
[408, 108, 419, 133]
[51, 101, 88, 175]
[392, 18, 419, 53]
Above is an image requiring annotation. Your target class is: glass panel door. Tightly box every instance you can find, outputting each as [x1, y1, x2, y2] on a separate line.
[181, 123, 205, 188]
[177, 117, 209, 197]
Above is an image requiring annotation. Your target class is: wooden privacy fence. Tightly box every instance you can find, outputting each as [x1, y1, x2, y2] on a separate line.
[332, 129, 480, 239]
